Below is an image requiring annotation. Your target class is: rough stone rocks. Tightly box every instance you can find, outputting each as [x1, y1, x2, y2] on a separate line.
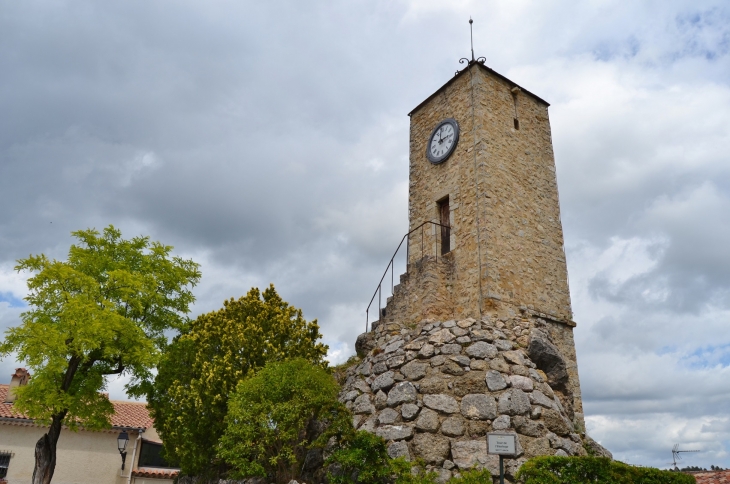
[387, 354, 406, 368]
[423, 394, 459, 414]
[353, 394, 374, 414]
[441, 343, 462, 355]
[441, 360, 465, 376]
[401, 361, 428, 380]
[415, 408, 440, 432]
[388, 441, 411, 460]
[353, 379, 371, 393]
[510, 365, 530, 377]
[470, 329, 494, 342]
[513, 415, 546, 437]
[542, 408, 571, 436]
[508, 375, 534, 392]
[497, 388, 531, 416]
[372, 361, 388, 375]
[489, 357, 510, 373]
[374, 390, 387, 409]
[341, 317, 599, 473]
[401, 403, 420, 420]
[418, 376, 447, 394]
[384, 339, 404, 354]
[378, 408, 399, 425]
[359, 415, 377, 432]
[418, 344, 435, 358]
[412, 433, 451, 464]
[584, 435, 613, 459]
[358, 362, 372, 376]
[371, 371, 395, 392]
[525, 437, 551, 457]
[387, 382, 417, 407]
[503, 350, 526, 366]
[450, 355, 471, 367]
[465, 341, 498, 359]
[376, 424, 413, 441]
[460, 394, 497, 420]
[356, 332, 376, 357]
[452, 371, 487, 397]
[495, 339, 513, 351]
[429, 329, 455, 345]
[528, 368, 544, 383]
[492, 415, 511, 430]
[441, 416, 465, 437]
[404, 338, 426, 351]
[451, 440, 488, 469]
[467, 420, 490, 437]
[527, 330, 569, 390]
[342, 390, 359, 402]
[485, 370, 508, 391]
[529, 390, 553, 408]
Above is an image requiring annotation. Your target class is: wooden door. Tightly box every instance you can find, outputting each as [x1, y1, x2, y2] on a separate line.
[439, 198, 450, 254]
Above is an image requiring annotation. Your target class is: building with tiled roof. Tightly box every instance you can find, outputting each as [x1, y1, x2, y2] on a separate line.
[0, 370, 179, 484]
[692, 469, 730, 484]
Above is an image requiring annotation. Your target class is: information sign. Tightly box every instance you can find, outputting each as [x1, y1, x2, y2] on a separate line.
[487, 433, 517, 456]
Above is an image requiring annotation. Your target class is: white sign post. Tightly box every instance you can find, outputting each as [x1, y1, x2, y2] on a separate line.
[487, 433, 517, 484]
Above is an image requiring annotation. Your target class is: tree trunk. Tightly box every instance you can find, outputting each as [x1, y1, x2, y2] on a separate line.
[32, 413, 65, 484]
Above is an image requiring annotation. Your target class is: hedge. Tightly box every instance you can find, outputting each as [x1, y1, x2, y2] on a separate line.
[515, 456, 695, 484]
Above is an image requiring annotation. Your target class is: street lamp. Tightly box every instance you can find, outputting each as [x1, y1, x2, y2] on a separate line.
[117, 431, 129, 470]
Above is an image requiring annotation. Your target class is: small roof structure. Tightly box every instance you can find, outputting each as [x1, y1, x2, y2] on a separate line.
[0, 384, 153, 430]
[408, 60, 550, 117]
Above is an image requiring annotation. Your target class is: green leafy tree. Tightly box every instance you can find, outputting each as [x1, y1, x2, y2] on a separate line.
[0, 226, 201, 484]
[148, 285, 328, 478]
[218, 358, 351, 482]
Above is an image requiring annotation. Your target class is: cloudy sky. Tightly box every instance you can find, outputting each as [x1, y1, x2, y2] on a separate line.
[1, 0, 729, 470]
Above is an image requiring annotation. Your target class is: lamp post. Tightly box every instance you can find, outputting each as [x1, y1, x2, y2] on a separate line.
[117, 431, 129, 470]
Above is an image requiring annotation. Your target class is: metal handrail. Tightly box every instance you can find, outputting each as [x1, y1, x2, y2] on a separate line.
[365, 220, 450, 332]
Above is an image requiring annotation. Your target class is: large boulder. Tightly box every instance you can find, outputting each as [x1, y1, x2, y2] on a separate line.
[527, 330, 569, 391]
[355, 332, 376, 357]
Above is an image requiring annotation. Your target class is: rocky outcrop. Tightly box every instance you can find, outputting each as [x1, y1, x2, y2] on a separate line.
[340, 316, 610, 482]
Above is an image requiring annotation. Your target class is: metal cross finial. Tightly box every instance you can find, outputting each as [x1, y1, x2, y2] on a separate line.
[469, 17, 474, 61]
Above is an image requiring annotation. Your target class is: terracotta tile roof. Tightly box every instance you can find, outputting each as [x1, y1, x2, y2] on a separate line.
[694, 470, 730, 483]
[0, 384, 153, 430]
[131, 468, 180, 479]
[0, 385, 32, 422]
[109, 400, 154, 429]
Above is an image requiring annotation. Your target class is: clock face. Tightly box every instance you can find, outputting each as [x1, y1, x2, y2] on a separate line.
[426, 118, 460, 164]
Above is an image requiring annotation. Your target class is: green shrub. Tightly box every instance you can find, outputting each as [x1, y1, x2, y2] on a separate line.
[515, 456, 696, 484]
[326, 431, 438, 484]
[217, 358, 351, 483]
[449, 468, 493, 483]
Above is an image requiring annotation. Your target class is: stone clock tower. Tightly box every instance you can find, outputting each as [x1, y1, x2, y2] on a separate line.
[369, 58, 586, 431]
[382, 58, 574, 327]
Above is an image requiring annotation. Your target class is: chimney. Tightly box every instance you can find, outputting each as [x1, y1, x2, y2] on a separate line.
[5, 368, 31, 404]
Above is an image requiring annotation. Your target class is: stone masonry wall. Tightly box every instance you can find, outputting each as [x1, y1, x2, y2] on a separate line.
[407, 63, 572, 323]
[348, 317, 609, 483]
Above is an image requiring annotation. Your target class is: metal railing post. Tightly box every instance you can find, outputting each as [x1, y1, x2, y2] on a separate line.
[365, 221, 450, 332]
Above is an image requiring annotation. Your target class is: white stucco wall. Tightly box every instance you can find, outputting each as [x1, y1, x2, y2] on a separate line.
[0, 423, 173, 484]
